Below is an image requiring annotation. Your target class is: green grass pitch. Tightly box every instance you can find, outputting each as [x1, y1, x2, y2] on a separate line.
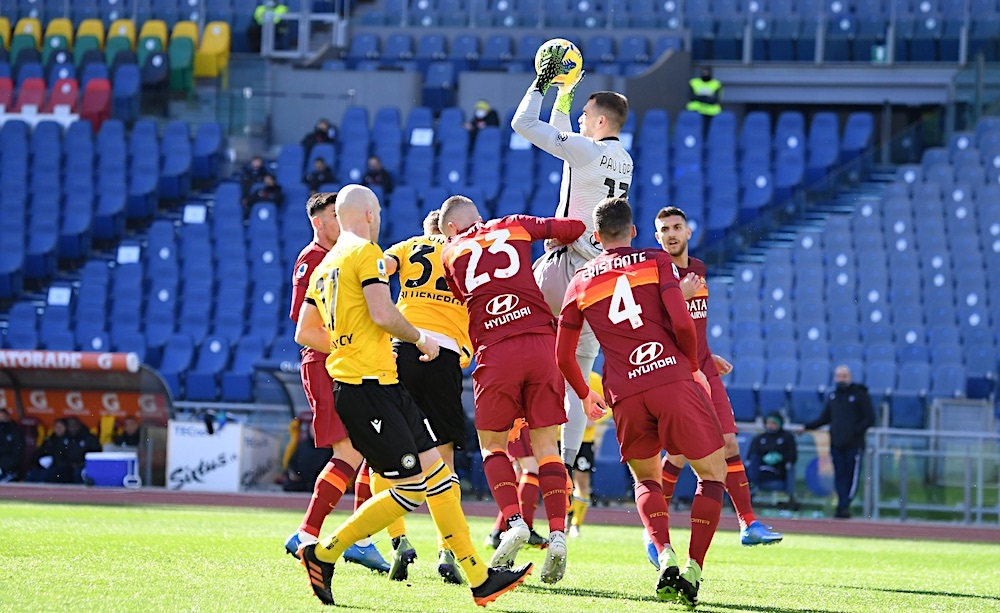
[1, 501, 998, 612]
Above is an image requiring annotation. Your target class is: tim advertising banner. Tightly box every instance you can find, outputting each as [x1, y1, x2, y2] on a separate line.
[166, 420, 281, 492]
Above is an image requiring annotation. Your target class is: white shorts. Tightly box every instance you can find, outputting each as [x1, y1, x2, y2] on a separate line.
[533, 246, 599, 358]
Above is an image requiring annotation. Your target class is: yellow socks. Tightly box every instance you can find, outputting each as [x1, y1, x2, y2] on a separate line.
[423, 459, 488, 587]
[372, 471, 408, 539]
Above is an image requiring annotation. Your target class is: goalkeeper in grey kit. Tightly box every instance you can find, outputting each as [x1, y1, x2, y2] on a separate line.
[512, 44, 635, 467]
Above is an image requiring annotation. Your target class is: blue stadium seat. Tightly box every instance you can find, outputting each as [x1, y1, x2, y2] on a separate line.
[890, 362, 930, 428]
[758, 357, 797, 412]
[470, 126, 502, 202]
[479, 34, 513, 70]
[727, 355, 766, 421]
[346, 33, 380, 68]
[192, 122, 225, 181]
[448, 34, 480, 71]
[186, 336, 232, 401]
[806, 112, 839, 185]
[221, 335, 265, 402]
[159, 333, 196, 399]
[160, 121, 192, 200]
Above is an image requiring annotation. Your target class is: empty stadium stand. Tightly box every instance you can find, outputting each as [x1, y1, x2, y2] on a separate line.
[715, 115, 1000, 429]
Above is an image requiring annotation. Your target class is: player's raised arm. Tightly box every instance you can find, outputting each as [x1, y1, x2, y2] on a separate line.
[515, 214, 586, 246]
[511, 54, 600, 169]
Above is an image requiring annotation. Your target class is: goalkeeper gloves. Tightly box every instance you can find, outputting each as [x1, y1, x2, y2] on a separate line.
[555, 70, 585, 115]
[533, 45, 567, 95]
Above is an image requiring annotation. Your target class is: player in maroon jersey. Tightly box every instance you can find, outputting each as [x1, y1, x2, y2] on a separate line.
[439, 195, 585, 584]
[283, 192, 390, 573]
[557, 197, 727, 607]
[654, 206, 783, 548]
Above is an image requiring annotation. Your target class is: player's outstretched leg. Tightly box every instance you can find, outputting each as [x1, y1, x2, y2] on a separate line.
[305, 477, 426, 604]
[422, 457, 533, 606]
[285, 458, 356, 560]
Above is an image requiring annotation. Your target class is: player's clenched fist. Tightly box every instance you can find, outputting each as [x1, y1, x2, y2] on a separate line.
[416, 333, 439, 362]
[679, 272, 705, 301]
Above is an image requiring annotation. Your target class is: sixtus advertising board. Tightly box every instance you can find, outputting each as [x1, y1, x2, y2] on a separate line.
[166, 420, 281, 492]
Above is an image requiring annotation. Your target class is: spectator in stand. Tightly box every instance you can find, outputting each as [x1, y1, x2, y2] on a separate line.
[245, 174, 284, 213]
[0, 408, 26, 483]
[747, 412, 798, 509]
[27, 418, 100, 483]
[282, 415, 334, 493]
[465, 99, 500, 142]
[247, 0, 289, 53]
[305, 157, 335, 195]
[362, 155, 394, 194]
[686, 66, 722, 118]
[113, 416, 142, 447]
[800, 365, 875, 519]
[302, 118, 336, 156]
[241, 155, 272, 203]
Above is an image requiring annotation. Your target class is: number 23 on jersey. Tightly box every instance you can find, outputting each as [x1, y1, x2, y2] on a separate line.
[455, 228, 521, 291]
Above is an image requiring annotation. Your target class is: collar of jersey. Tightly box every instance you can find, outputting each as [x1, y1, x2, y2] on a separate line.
[600, 136, 620, 142]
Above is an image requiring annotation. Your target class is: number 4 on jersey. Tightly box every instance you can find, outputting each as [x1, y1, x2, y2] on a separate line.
[608, 275, 643, 329]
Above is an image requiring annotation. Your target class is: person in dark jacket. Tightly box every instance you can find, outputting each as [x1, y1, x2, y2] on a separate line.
[240, 155, 272, 202]
[361, 155, 394, 194]
[27, 418, 101, 484]
[113, 416, 142, 447]
[304, 157, 335, 195]
[802, 365, 875, 518]
[0, 408, 26, 482]
[748, 412, 798, 507]
[301, 118, 335, 156]
[245, 174, 284, 212]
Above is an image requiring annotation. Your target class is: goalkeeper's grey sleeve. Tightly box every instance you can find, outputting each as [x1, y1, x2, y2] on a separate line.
[548, 106, 573, 132]
[512, 88, 602, 169]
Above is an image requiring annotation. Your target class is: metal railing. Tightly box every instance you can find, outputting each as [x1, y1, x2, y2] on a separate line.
[864, 427, 1000, 523]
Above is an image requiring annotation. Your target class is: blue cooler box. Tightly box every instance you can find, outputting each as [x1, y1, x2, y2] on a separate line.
[84, 452, 141, 488]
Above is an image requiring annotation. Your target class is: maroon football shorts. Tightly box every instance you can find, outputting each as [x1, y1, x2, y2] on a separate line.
[472, 332, 567, 433]
[301, 360, 348, 448]
[612, 378, 724, 463]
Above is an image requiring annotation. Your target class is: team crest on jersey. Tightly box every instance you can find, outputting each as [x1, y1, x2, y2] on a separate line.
[295, 263, 308, 278]
[401, 454, 417, 470]
[671, 263, 680, 280]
